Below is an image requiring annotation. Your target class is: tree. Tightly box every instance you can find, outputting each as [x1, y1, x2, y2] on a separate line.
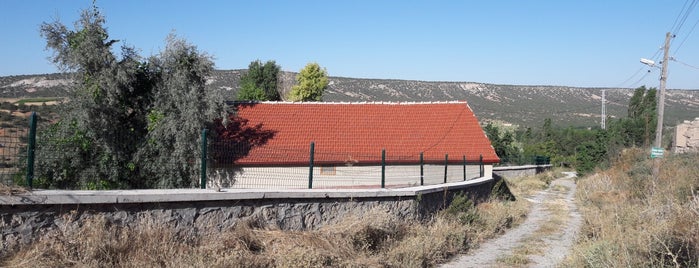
[575, 130, 609, 175]
[135, 35, 224, 188]
[483, 123, 522, 164]
[36, 4, 223, 189]
[38, 5, 152, 189]
[236, 60, 280, 101]
[288, 62, 328, 101]
[611, 86, 657, 148]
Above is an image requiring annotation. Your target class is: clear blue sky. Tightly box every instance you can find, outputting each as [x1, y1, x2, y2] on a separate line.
[1, 1, 698, 89]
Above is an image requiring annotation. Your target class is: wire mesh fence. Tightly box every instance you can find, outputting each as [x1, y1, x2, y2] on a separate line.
[5, 111, 500, 190]
[0, 125, 28, 186]
[207, 141, 488, 190]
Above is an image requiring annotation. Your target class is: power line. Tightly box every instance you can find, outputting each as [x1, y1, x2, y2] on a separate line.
[670, 0, 692, 33]
[673, 17, 699, 54]
[673, 58, 699, 70]
[615, 48, 662, 88]
[672, 0, 698, 34]
[628, 69, 656, 89]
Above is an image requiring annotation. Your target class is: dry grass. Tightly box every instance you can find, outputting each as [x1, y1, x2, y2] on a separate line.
[0, 190, 529, 267]
[0, 183, 28, 195]
[564, 149, 699, 267]
[505, 169, 560, 197]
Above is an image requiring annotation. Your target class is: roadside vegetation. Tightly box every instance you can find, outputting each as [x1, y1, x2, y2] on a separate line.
[565, 149, 699, 267]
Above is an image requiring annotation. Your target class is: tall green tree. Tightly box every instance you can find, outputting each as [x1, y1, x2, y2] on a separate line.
[135, 35, 224, 188]
[37, 4, 223, 189]
[237, 60, 280, 101]
[288, 62, 328, 102]
[575, 130, 609, 174]
[611, 86, 657, 148]
[38, 5, 152, 188]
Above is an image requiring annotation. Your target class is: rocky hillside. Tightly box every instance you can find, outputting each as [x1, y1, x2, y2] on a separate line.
[2, 70, 699, 128]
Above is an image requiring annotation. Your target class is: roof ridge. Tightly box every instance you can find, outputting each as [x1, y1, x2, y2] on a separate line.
[232, 101, 469, 105]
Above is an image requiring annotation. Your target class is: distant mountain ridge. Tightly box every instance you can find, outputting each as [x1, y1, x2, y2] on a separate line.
[2, 70, 698, 128]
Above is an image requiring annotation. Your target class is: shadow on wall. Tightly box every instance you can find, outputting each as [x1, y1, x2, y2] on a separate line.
[209, 103, 276, 188]
[491, 173, 516, 201]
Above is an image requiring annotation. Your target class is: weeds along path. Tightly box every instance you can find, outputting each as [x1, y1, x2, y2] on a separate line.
[442, 172, 581, 268]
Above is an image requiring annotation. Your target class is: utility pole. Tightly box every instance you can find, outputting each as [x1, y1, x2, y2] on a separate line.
[601, 89, 606, 130]
[652, 32, 672, 179]
[654, 32, 672, 149]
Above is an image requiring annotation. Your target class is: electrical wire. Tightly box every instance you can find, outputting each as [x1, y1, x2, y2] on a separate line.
[628, 69, 656, 89]
[673, 58, 699, 70]
[615, 1, 696, 90]
[670, 0, 691, 33]
[673, 17, 699, 54]
[672, 0, 698, 34]
[614, 47, 662, 89]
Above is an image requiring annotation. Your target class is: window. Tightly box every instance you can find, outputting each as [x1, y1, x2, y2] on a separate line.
[320, 166, 336, 175]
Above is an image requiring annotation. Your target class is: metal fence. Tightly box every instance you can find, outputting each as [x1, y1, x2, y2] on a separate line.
[207, 141, 487, 189]
[0, 119, 29, 186]
[3, 111, 493, 190]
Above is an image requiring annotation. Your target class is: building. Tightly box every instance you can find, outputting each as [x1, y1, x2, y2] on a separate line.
[210, 101, 499, 189]
[673, 118, 699, 154]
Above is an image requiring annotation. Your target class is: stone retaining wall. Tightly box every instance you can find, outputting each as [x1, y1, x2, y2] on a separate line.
[493, 164, 551, 179]
[1, 176, 510, 256]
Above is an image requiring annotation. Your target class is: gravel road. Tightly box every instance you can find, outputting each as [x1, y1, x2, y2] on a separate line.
[441, 172, 581, 268]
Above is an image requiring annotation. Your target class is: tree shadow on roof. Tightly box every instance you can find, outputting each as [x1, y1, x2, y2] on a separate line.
[210, 110, 276, 168]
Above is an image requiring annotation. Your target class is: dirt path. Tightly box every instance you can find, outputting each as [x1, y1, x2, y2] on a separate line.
[442, 172, 581, 268]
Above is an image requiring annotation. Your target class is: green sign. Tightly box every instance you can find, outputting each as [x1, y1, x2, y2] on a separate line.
[650, 147, 664, 158]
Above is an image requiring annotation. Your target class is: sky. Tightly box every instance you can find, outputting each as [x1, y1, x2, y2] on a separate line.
[1, 1, 698, 89]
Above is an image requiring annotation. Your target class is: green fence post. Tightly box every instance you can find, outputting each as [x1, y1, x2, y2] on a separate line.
[200, 129, 208, 189]
[480, 154, 484, 177]
[381, 149, 386, 188]
[26, 112, 37, 189]
[463, 155, 467, 181]
[309, 142, 315, 189]
[443, 154, 448, 184]
[419, 152, 424, 186]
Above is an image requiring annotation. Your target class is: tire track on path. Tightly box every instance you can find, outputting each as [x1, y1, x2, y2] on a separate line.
[441, 172, 581, 268]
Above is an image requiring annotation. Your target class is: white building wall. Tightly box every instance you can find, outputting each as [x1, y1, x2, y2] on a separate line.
[210, 164, 493, 189]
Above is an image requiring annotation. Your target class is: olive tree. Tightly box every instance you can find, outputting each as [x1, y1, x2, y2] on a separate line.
[136, 36, 224, 188]
[37, 4, 223, 189]
[38, 6, 152, 188]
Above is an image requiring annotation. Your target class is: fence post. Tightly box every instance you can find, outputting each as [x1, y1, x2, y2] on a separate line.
[479, 154, 484, 177]
[381, 149, 386, 188]
[463, 155, 466, 181]
[443, 154, 448, 184]
[200, 129, 207, 189]
[25, 112, 37, 189]
[419, 152, 424, 186]
[309, 142, 315, 189]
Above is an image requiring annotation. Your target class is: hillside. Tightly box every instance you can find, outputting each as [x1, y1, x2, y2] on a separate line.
[2, 70, 699, 128]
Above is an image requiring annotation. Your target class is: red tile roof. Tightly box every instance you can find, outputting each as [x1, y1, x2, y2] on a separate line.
[222, 102, 499, 166]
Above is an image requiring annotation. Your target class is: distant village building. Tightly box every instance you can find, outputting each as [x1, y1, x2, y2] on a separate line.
[210, 101, 499, 189]
[674, 118, 699, 154]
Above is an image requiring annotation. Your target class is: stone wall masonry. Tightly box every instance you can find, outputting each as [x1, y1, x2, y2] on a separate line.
[493, 164, 551, 179]
[674, 118, 699, 154]
[1, 176, 510, 256]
